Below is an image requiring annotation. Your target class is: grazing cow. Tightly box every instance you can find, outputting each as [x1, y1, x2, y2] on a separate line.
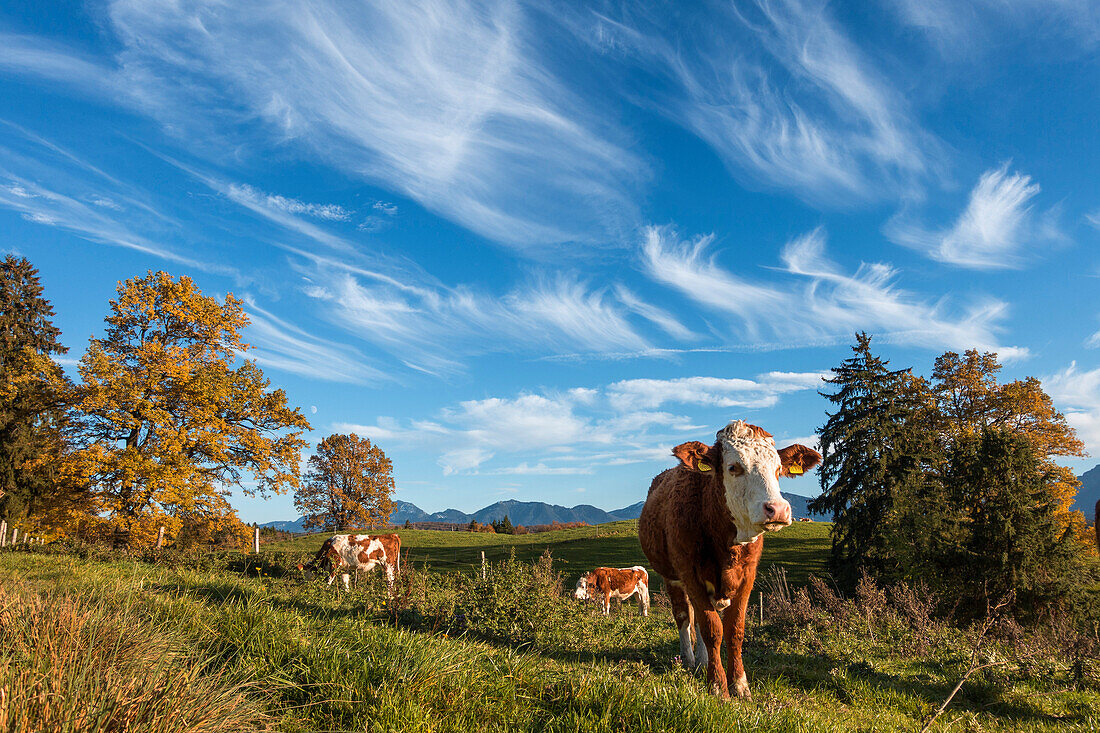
[574, 566, 650, 616]
[639, 420, 821, 700]
[798, 517, 813, 522]
[297, 533, 401, 595]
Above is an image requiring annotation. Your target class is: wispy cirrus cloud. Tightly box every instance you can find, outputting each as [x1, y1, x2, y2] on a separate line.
[306, 270, 660, 375]
[0, 126, 236, 275]
[242, 300, 387, 386]
[0, 170, 231, 275]
[885, 164, 1063, 269]
[641, 225, 1025, 358]
[582, 0, 941, 205]
[889, 0, 1100, 56]
[228, 184, 350, 222]
[98, 0, 645, 247]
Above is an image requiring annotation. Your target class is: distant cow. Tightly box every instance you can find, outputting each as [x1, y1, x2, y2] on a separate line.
[798, 517, 813, 522]
[639, 420, 821, 700]
[574, 566, 650, 616]
[298, 533, 401, 595]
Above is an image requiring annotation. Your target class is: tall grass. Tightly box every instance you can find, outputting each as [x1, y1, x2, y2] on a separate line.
[0, 580, 267, 733]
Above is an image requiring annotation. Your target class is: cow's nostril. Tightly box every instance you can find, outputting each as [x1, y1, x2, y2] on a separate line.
[763, 501, 789, 521]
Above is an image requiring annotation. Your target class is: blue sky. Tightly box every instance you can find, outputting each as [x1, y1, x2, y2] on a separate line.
[1, 0, 1098, 523]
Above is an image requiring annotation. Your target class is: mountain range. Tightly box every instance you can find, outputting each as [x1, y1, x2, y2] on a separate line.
[1074, 464, 1100, 519]
[260, 492, 826, 533]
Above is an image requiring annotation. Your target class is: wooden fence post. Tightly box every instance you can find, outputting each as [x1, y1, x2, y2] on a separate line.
[11, 527, 18, 545]
[481, 551, 486, 580]
[0, 520, 6, 547]
[156, 525, 166, 549]
[253, 527, 260, 554]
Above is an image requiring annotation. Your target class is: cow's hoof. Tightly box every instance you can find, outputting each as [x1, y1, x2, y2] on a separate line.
[732, 674, 751, 699]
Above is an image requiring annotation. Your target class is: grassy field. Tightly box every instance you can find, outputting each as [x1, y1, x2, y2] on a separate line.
[2, 522, 1098, 732]
[264, 519, 831, 589]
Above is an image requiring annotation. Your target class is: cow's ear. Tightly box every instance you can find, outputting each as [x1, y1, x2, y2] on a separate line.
[778, 444, 822, 477]
[672, 441, 719, 473]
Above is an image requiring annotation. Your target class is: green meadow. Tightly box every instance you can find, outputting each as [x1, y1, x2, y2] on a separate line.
[2, 521, 1097, 732]
[265, 519, 830, 589]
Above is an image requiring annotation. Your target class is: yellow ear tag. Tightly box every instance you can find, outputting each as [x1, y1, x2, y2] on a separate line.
[788, 463, 803, 475]
[698, 462, 712, 472]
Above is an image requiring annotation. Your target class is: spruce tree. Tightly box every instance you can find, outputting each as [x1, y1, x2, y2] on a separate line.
[810, 333, 940, 588]
[947, 428, 1087, 617]
[0, 256, 73, 525]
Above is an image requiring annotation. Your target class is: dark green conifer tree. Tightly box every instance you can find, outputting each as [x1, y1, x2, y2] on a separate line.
[0, 255, 73, 525]
[947, 428, 1087, 617]
[810, 333, 941, 588]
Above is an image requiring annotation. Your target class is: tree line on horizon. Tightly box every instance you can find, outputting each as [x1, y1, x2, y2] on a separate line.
[0, 256, 393, 548]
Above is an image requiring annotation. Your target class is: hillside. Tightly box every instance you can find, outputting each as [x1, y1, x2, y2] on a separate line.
[265, 492, 825, 532]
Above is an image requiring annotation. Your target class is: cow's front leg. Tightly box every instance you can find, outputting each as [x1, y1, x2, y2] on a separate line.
[697, 607, 728, 699]
[341, 572, 351, 592]
[723, 584, 753, 699]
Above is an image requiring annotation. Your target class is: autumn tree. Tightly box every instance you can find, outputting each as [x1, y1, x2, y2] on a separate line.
[70, 271, 310, 546]
[295, 433, 394, 532]
[0, 256, 88, 532]
[932, 349, 1085, 515]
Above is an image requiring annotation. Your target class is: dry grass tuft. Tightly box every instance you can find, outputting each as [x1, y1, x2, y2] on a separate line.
[0, 581, 267, 733]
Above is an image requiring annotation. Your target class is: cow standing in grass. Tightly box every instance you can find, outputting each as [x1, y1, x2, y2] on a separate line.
[574, 566, 650, 616]
[639, 420, 821, 700]
[298, 533, 401, 596]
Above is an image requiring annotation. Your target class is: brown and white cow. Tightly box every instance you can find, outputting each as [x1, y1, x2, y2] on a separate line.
[297, 533, 401, 595]
[574, 566, 650, 616]
[639, 420, 821, 700]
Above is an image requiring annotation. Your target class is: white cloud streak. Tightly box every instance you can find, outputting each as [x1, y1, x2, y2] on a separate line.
[102, 0, 645, 247]
[641, 225, 1026, 358]
[886, 164, 1063, 269]
[242, 300, 388, 385]
[307, 270, 653, 374]
[229, 184, 350, 221]
[583, 0, 940, 205]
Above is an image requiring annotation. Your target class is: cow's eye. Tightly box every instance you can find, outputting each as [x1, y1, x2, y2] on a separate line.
[728, 463, 745, 476]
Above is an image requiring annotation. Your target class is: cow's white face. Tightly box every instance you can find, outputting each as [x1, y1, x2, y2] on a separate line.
[673, 420, 821, 544]
[716, 427, 792, 542]
[574, 575, 590, 600]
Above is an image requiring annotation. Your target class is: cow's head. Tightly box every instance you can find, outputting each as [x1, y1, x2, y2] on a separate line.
[574, 572, 596, 600]
[673, 420, 822, 543]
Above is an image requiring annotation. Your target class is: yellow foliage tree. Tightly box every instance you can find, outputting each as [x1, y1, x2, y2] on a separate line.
[69, 272, 310, 545]
[295, 433, 394, 532]
[932, 349, 1086, 515]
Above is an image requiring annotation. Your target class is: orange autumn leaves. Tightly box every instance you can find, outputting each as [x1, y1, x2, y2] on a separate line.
[67, 272, 310, 545]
